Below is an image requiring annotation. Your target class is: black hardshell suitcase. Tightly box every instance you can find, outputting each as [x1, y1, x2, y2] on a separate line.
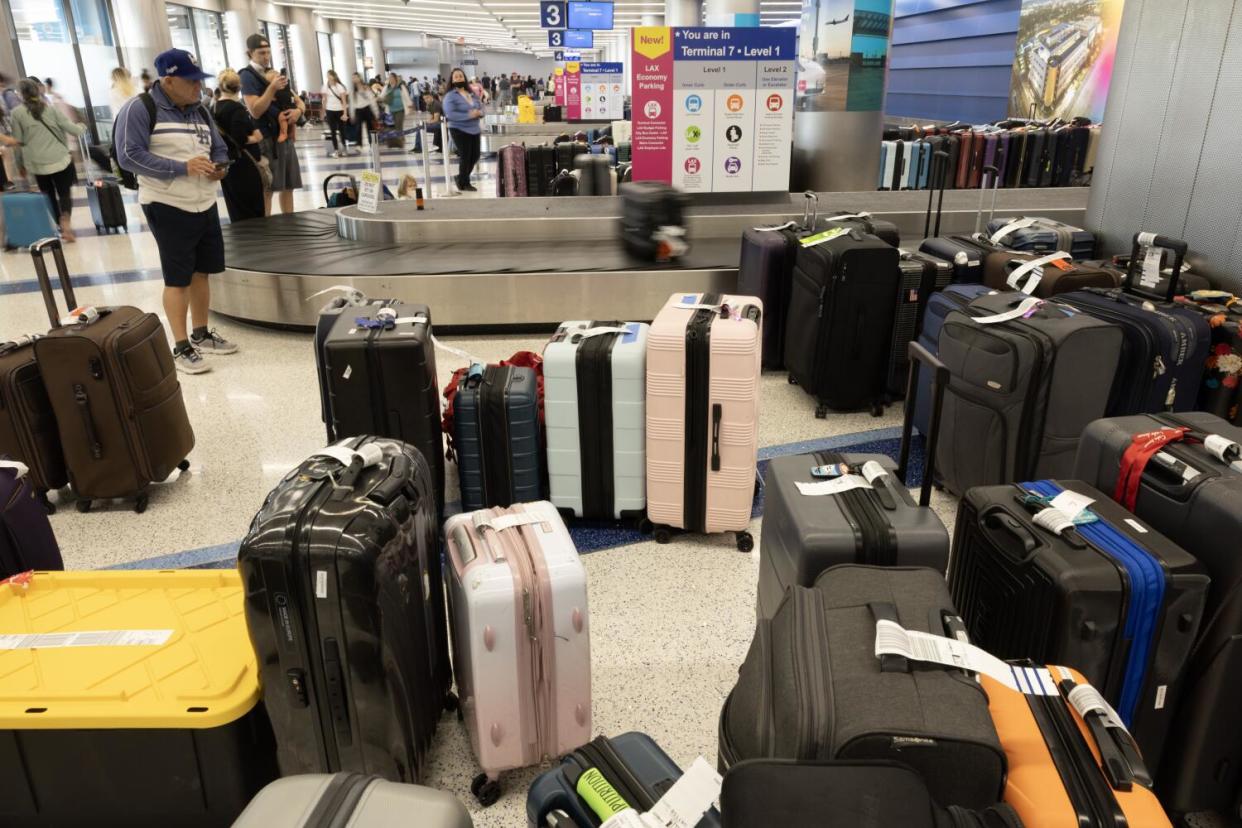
[1073, 411, 1242, 813]
[526, 144, 557, 196]
[949, 479, 1208, 773]
[85, 178, 127, 234]
[453, 364, 544, 512]
[556, 140, 588, 173]
[238, 437, 452, 782]
[1024, 129, 1047, 188]
[320, 301, 445, 516]
[719, 564, 1007, 811]
[783, 228, 900, 417]
[0, 337, 67, 507]
[314, 293, 386, 443]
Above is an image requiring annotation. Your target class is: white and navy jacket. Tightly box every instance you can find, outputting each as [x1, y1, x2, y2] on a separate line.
[114, 83, 228, 213]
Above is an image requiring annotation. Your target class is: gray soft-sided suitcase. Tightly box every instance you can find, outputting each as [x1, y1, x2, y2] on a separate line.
[453, 364, 544, 512]
[232, 773, 472, 827]
[719, 565, 1006, 811]
[934, 292, 1121, 495]
[1073, 412, 1242, 814]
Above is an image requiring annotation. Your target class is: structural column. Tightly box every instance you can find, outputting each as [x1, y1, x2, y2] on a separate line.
[665, 0, 702, 27]
[704, 0, 759, 26]
[223, 0, 259, 72]
[331, 17, 356, 78]
[362, 26, 383, 76]
[112, 0, 173, 76]
[286, 6, 322, 92]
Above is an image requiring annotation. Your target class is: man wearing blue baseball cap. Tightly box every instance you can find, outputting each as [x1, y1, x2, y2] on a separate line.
[115, 48, 238, 375]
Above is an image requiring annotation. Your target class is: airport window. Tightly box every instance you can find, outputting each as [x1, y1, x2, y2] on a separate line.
[317, 30, 334, 80]
[259, 20, 294, 91]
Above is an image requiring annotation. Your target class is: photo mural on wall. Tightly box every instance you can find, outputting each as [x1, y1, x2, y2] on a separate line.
[795, 0, 895, 112]
[1009, 0, 1126, 122]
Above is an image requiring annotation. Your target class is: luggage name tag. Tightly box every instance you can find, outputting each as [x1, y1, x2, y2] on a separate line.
[62, 306, 100, 326]
[875, 619, 1059, 696]
[798, 227, 849, 248]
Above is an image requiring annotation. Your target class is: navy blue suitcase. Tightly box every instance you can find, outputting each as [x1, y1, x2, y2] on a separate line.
[453, 364, 543, 512]
[525, 732, 721, 828]
[984, 216, 1095, 259]
[910, 284, 997, 436]
[948, 479, 1208, 772]
[738, 226, 799, 371]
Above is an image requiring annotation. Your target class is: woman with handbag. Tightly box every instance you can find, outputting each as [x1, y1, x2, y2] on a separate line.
[8, 78, 86, 241]
[212, 69, 268, 221]
[322, 69, 350, 157]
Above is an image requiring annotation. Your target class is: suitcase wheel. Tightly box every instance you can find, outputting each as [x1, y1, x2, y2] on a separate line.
[736, 531, 754, 553]
[787, 375, 798, 385]
[637, 517, 654, 535]
[870, 403, 884, 418]
[177, 459, 191, 472]
[471, 772, 502, 807]
[76, 498, 92, 513]
[134, 493, 149, 514]
[654, 527, 672, 545]
[815, 404, 828, 419]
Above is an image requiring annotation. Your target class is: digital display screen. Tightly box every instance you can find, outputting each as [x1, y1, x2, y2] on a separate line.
[567, 1, 613, 30]
[563, 28, 595, 48]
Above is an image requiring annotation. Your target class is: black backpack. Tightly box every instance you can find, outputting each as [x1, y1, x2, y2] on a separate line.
[111, 93, 213, 190]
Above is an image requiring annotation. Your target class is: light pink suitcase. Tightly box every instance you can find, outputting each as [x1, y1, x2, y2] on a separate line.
[443, 500, 591, 807]
[646, 292, 763, 552]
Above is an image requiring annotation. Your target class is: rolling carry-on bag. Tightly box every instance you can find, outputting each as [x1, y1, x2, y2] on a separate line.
[720, 761, 1022, 828]
[948, 479, 1208, 770]
[981, 250, 1119, 298]
[887, 248, 953, 399]
[820, 209, 901, 248]
[646, 292, 762, 550]
[0, 570, 278, 827]
[452, 363, 545, 512]
[239, 438, 452, 782]
[0, 460, 62, 578]
[719, 564, 1007, 810]
[528, 732, 722, 828]
[933, 292, 1122, 495]
[30, 239, 193, 513]
[444, 501, 591, 805]
[553, 169, 578, 196]
[526, 144, 558, 196]
[0, 337, 67, 508]
[498, 143, 528, 197]
[919, 157, 1009, 283]
[1, 191, 58, 250]
[783, 226, 900, 416]
[984, 216, 1095, 259]
[85, 178, 127, 233]
[314, 290, 386, 443]
[556, 141, 588, 174]
[319, 301, 445, 515]
[233, 774, 473, 828]
[575, 154, 612, 196]
[985, 665, 1172, 827]
[756, 342, 950, 619]
[619, 181, 689, 261]
[544, 321, 649, 521]
[1073, 411, 1242, 813]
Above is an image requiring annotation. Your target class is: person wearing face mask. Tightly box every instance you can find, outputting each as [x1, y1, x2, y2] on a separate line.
[442, 67, 483, 192]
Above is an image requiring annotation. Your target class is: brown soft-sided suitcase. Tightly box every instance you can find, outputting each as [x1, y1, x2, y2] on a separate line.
[0, 337, 66, 511]
[968, 133, 987, 189]
[955, 131, 975, 189]
[986, 665, 1172, 827]
[30, 239, 194, 513]
[982, 250, 1120, 298]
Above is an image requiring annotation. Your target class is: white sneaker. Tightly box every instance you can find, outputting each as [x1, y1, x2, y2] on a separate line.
[190, 328, 239, 355]
[174, 347, 211, 374]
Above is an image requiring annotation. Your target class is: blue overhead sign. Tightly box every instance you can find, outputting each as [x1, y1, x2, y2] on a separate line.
[564, 28, 594, 48]
[568, 1, 613, 30]
[541, 1, 566, 28]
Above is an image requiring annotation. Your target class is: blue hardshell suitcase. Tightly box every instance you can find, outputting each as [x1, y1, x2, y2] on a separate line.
[2, 193, 58, 250]
[453, 364, 544, 511]
[910, 284, 997, 435]
[526, 732, 722, 828]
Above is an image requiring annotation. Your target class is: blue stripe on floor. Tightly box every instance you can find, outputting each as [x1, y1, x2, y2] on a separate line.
[107, 428, 927, 571]
[0, 268, 164, 296]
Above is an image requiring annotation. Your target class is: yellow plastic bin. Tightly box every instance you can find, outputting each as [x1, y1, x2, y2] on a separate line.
[0, 569, 277, 827]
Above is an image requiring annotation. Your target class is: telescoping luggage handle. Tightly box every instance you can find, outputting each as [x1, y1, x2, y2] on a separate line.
[973, 165, 1001, 236]
[924, 150, 950, 239]
[1125, 232, 1187, 303]
[897, 340, 947, 508]
[30, 238, 79, 330]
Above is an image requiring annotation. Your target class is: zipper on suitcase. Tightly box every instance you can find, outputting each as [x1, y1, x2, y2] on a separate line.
[683, 295, 720, 533]
[791, 587, 832, 760]
[306, 772, 376, 828]
[818, 452, 895, 565]
[72, 384, 103, 459]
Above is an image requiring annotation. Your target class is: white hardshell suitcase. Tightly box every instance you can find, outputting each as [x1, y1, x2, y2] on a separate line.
[880, 140, 900, 190]
[544, 321, 649, 521]
[231, 773, 473, 827]
[444, 501, 591, 806]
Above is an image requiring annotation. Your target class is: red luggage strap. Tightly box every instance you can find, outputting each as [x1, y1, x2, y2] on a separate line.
[1115, 427, 1189, 512]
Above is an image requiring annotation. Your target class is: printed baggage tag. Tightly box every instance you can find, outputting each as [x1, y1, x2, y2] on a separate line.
[0, 460, 29, 479]
[972, 297, 1043, 325]
[1048, 489, 1095, 521]
[1140, 238, 1163, 289]
[798, 227, 849, 248]
[1005, 252, 1071, 294]
[795, 475, 872, 496]
[860, 461, 889, 485]
[0, 629, 173, 650]
[1064, 679, 1128, 732]
[598, 757, 721, 828]
[1204, 434, 1241, 464]
[874, 620, 1057, 695]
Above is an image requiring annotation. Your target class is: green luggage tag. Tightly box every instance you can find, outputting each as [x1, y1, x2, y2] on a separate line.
[576, 767, 632, 821]
[798, 227, 849, 248]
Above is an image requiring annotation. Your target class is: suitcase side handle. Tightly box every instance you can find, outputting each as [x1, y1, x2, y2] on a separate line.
[897, 341, 946, 508]
[30, 238, 77, 329]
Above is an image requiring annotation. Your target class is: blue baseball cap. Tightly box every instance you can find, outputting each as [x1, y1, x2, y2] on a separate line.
[153, 49, 213, 82]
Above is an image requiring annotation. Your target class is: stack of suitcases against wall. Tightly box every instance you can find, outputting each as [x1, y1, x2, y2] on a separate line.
[4, 168, 1242, 828]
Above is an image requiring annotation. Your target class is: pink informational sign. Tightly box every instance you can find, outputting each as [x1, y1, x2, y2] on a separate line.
[554, 67, 566, 106]
[630, 27, 674, 184]
[564, 62, 583, 119]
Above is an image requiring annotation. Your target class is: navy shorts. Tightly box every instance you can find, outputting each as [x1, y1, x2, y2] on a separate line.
[143, 202, 225, 288]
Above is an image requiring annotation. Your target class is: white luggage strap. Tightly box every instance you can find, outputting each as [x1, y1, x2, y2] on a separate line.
[309, 444, 386, 491]
[676, 296, 743, 319]
[373, 307, 429, 327]
[822, 211, 872, 222]
[306, 284, 368, 307]
[472, 510, 554, 535]
[971, 296, 1044, 325]
[0, 460, 29, 480]
[573, 326, 630, 340]
[1005, 251, 1072, 294]
[988, 216, 1039, 244]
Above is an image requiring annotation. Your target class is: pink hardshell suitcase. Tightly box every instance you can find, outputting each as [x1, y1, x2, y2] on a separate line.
[646, 292, 763, 552]
[444, 500, 591, 807]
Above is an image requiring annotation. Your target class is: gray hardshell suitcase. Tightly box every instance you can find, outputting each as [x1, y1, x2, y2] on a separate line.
[544, 321, 649, 521]
[935, 292, 1122, 495]
[453, 364, 544, 512]
[232, 773, 472, 827]
[1073, 412, 1242, 814]
[719, 564, 1006, 811]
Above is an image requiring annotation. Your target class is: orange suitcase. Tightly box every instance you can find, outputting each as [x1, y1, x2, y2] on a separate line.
[985, 665, 1171, 827]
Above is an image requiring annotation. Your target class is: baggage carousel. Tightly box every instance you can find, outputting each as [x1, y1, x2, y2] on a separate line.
[214, 187, 1089, 331]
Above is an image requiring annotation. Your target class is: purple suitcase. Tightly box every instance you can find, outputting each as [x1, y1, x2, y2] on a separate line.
[738, 227, 798, 370]
[982, 134, 1004, 189]
[0, 462, 62, 578]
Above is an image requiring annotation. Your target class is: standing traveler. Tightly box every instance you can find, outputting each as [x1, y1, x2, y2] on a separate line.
[0, 74, 19, 114]
[114, 48, 235, 376]
[8, 78, 87, 242]
[423, 91, 444, 155]
[322, 70, 350, 157]
[497, 73, 510, 106]
[383, 72, 410, 149]
[211, 69, 267, 223]
[481, 73, 491, 99]
[442, 67, 482, 192]
[109, 67, 137, 122]
[350, 72, 379, 147]
[240, 33, 304, 215]
[140, 69, 153, 93]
